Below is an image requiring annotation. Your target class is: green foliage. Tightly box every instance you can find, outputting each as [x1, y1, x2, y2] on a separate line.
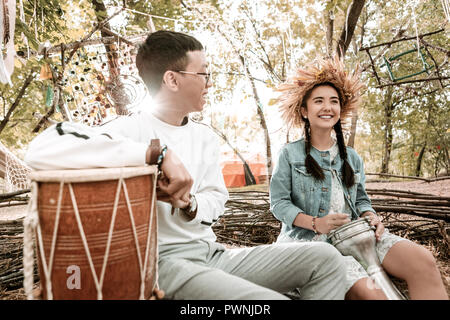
[0, 0, 448, 178]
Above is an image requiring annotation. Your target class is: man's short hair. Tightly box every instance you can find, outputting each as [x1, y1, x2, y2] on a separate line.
[136, 30, 204, 96]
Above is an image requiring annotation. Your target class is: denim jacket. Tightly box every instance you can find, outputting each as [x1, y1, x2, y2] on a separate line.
[269, 138, 375, 241]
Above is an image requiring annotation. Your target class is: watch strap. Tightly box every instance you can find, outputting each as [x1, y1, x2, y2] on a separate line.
[148, 139, 161, 165]
[182, 194, 197, 221]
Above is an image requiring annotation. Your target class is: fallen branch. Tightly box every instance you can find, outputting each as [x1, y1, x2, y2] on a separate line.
[0, 189, 30, 201]
[373, 205, 449, 222]
[366, 173, 450, 182]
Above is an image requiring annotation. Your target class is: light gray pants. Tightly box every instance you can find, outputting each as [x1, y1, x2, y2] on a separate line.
[158, 240, 347, 300]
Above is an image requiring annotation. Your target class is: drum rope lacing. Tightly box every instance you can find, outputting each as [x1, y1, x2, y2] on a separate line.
[23, 170, 159, 300]
[23, 181, 39, 300]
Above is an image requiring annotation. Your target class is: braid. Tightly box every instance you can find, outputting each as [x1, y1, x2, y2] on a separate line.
[304, 119, 311, 154]
[304, 119, 325, 181]
[334, 120, 355, 188]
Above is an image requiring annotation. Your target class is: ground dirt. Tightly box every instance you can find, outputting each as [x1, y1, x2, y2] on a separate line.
[1, 179, 449, 300]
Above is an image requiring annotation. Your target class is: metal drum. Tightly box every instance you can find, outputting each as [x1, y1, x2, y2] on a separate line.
[328, 217, 406, 300]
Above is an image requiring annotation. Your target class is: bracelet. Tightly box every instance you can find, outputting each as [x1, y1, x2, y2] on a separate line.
[156, 145, 168, 171]
[312, 217, 321, 234]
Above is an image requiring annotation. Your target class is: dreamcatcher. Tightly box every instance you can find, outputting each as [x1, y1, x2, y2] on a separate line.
[105, 74, 147, 111]
[50, 42, 148, 126]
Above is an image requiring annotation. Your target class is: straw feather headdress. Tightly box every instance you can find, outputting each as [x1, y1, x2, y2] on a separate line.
[276, 55, 364, 130]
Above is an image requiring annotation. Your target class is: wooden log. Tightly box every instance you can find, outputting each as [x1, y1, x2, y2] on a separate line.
[372, 205, 449, 222]
[0, 189, 30, 200]
[367, 191, 450, 201]
[371, 199, 450, 207]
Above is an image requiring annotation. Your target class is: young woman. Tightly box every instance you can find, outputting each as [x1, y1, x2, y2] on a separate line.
[270, 56, 448, 300]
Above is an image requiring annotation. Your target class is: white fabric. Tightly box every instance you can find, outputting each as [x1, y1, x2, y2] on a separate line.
[24, 122, 148, 170]
[4, 0, 16, 78]
[0, 0, 16, 85]
[24, 109, 229, 247]
[0, 0, 9, 84]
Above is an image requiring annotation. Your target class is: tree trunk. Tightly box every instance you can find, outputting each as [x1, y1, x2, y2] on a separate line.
[240, 55, 273, 179]
[0, 149, 5, 179]
[210, 124, 256, 186]
[444, 147, 450, 175]
[0, 72, 35, 135]
[347, 110, 358, 147]
[91, 0, 129, 115]
[415, 144, 426, 176]
[334, 0, 366, 143]
[336, 0, 366, 58]
[381, 86, 394, 173]
[415, 103, 434, 176]
[179, 1, 273, 181]
[325, 6, 334, 57]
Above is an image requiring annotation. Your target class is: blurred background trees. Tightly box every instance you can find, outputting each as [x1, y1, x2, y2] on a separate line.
[0, 0, 448, 177]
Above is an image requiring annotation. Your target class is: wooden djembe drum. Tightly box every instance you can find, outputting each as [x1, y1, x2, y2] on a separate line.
[23, 166, 159, 300]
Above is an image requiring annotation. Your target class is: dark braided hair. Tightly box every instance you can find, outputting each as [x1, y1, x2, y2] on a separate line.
[303, 118, 325, 181]
[334, 119, 355, 188]
[301, 82, 355, 188]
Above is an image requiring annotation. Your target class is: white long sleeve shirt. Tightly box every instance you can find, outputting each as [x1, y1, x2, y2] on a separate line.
[25, 110, 229, 246]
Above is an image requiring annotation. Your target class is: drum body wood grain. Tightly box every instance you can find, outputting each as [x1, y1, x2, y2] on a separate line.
[28, 167, 158, 300]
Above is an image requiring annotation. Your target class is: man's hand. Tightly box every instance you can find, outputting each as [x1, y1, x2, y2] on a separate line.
[315, 213, 350, 234]
[156, 149, 192, 207]
[156, 187, 190, 209]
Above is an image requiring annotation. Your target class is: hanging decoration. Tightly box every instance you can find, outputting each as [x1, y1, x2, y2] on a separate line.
[54, 41, 147, 126]
[105, 74, 147, 110]
[45, 85, 53, 107]
[441, 0, 450, 22]
[0, 0, 17, 85]
[380, 45, 433, 82]
[28, 5, 190, 130]
[39, 64, 52, 80]
[359, 29, 448, 88]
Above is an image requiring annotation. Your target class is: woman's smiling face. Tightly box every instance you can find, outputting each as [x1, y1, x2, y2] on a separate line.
[301, 84, 341, 131]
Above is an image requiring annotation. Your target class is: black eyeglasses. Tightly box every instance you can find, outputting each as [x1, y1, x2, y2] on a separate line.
[174, 71, 211, 85]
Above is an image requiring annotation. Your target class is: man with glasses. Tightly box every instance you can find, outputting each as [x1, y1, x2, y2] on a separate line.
[25, 30, 347, 300]
[175, 70, 211, 84]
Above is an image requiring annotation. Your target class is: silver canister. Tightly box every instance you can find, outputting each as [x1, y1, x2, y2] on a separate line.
[328, 217, 406, 300]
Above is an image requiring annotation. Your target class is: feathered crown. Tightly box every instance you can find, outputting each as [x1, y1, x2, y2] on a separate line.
[276, 55, 364, 130]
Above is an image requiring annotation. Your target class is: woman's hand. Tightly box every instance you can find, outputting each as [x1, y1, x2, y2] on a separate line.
[361, 211, 384, 241]
[315, 213, 350, 234]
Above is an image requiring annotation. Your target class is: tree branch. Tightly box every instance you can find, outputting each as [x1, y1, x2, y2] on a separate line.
[336, 0, 366, 57]
[376, 77, 450, 89]
[359, 28, 445, 51]
[366, 172, 450, 182]
[0, 72, 35, 135]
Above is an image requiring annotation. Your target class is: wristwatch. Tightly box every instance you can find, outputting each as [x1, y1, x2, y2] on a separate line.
[182, 194, 197, 220]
